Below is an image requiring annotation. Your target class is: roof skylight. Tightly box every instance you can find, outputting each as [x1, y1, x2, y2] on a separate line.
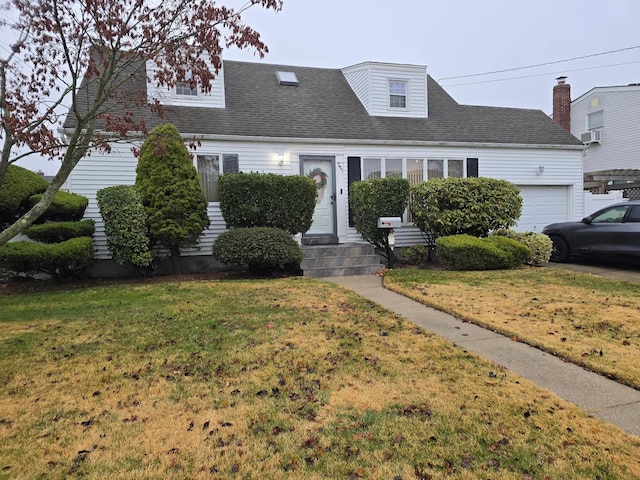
[276, 71, 298, 86]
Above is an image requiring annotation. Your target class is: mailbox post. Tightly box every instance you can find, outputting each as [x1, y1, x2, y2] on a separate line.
[377, 216, 402, 269]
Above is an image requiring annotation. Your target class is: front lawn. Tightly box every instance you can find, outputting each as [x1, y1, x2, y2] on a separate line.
[384, 267, 640, 389]
[1, 278, 639, 479]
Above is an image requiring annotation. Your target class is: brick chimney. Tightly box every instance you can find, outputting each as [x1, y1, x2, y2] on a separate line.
[553, 76, 571, 132]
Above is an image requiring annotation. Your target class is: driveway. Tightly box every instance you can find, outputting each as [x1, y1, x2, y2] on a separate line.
[544, 256, 640, 284]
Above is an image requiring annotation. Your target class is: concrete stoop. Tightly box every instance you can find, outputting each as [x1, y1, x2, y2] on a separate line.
[301, 243, 384, 277]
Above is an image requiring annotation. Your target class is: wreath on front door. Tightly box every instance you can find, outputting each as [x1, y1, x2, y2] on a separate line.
[307, 168, 328, 189]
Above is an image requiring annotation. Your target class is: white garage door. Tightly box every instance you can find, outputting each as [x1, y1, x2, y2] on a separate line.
[515, 186, 569, 232]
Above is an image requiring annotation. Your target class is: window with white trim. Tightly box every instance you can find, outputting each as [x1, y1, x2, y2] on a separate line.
[363, 158, 381, 180]
[587, 110, 604, 141]
[197, 154, 239, 202]
[347, 156, 477, 226]
[389, 80, 407, 108]
[176, 71, 198, 96]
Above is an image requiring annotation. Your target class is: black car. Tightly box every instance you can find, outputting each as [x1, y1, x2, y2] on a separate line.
[542, 200, 640, 262]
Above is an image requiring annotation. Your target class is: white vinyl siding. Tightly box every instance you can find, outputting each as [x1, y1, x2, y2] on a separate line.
[341, 62, 427, 118]
[146, 59, 226, 108]
[68, 139, 583, 258]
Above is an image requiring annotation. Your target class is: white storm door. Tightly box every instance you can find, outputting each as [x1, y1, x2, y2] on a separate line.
[301, 156, 336, 236]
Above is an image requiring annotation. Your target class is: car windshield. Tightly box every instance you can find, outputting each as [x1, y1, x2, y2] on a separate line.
[591, 205, 629, 223]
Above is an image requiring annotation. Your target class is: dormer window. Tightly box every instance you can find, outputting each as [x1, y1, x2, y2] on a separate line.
[389, 80, 407, 108]
[176, 71, 198, 96]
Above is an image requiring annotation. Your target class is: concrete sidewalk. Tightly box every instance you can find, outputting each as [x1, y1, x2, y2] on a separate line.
[322, 274, 640, 438]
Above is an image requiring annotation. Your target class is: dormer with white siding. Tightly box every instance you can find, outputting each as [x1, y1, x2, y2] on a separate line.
[341, 61, 428, 118]
[146, 58, 226, 109]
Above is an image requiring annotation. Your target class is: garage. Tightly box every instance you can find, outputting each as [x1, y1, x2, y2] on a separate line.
[515, 186, 570, 232]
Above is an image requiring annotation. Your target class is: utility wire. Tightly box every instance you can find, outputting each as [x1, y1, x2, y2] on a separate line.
[438, 45, 640, 82]
[443, 61, 640, 87]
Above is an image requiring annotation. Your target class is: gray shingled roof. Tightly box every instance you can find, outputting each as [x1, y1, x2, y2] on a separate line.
[65, 59, 583, 147]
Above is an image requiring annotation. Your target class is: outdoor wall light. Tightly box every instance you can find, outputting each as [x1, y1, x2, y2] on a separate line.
[278, 153, 285, 166]
[537, 165, 545, 175]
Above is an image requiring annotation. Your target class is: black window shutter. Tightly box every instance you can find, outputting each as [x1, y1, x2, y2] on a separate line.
[466, 158, 478, 177]
[347, 156, 361, 227]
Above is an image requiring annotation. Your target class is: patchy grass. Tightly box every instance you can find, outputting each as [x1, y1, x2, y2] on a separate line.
[384, 267, 640, 390]
[0, 277, 639, 479]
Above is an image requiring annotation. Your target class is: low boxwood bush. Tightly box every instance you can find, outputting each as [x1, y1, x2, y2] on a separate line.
[436, 234, 529, 271]
[30, 190, 89, 222]
[219, 173, 316, 234]
[0, 237, 93, 280]
[0, 165, 49, 228]
[26, 220, 95, 244]
[96, 185, 154, 272]
[212, 227, 303, 271]
[492, 229, 553, 265]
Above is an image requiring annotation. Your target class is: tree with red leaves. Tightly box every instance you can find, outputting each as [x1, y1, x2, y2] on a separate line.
[0, 0, 282, 245]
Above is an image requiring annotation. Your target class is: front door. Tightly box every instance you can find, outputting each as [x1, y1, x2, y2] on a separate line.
[301, 155, 336, 239]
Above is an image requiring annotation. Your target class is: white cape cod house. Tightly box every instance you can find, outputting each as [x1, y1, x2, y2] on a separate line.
[63, 59, 584, 262]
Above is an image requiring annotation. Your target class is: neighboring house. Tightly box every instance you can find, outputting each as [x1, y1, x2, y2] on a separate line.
[554, 78, 640, 196]
[571, 82, 640, 174]
[64, 59, 584, 260]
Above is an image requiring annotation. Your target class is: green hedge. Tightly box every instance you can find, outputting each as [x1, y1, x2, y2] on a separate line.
[411, 177, 522, 238]
[492, 229, 553, 265]
[0, 165, 49, 228]
[30, 190, 89, 222]
[219, 173, 316, 234]
[0, 237, 94, 280]
[26, 219, 95, 244]
[96, 185, 154, 272]
[436, 234, 529, 271]
[212, 227, 302, 271]
[349, 177, 410, 250]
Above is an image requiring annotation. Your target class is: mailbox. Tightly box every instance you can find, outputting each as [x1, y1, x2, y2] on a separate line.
[377, 216, 402, 229]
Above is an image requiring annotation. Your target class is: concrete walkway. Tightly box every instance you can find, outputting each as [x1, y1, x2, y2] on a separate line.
[322, 273, 640, 438]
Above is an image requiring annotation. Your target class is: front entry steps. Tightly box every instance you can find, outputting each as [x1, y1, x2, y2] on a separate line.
[300, 243, 385, 277]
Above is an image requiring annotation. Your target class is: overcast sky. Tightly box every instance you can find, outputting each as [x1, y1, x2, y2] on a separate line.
[12, 0, 640, 174]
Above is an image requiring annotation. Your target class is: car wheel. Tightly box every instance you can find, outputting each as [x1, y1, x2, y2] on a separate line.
[549, 235, 569, 263]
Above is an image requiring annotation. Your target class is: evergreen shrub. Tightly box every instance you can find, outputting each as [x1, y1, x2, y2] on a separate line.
[0, 237, 94, 280]
[436, 234, 529, 270]
[0, 165, 49, 228]
[411, 177, 522, 238]
[26, 219, 95, 243]
[219, 173, 316, 234]
[30, 190, 89, 222]
[349, 177, 410, 250]
[212, 227, 302, 271]
[492, 229, 553, 265]
[96, 185, 153, 272]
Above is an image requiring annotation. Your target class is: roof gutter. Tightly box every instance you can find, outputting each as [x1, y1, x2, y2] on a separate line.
[61, 128, 585, 151]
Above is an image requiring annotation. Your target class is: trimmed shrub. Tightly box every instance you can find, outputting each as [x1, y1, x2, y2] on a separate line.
[349, 177, 410, 250]
[0, 237, 93, 280]
[135, 123, 209, 272]
[26, 219, 95, 244]
[219, 173, 316, 234]
[436, 234, 529, 271]
[411, 177, 522, 238]
[0, 165, 49, 228]
[212, 227, 302, 271]
[97, 185, 154, 272]
[398, 244, 430, 265]
[492, 229, 553, 265]
[29, 190, 89, 222]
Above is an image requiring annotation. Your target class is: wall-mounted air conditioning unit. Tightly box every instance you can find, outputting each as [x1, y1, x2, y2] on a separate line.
[580, 130, 602, 144]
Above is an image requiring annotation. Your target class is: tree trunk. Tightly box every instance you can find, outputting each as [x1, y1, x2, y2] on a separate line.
[169, 244, 182, 274]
